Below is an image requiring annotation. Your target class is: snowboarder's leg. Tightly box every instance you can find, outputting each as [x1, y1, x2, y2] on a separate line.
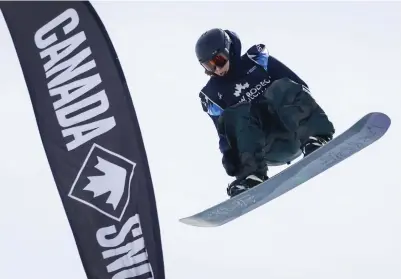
[217, 103, 269, 197]
[261, 77, 335, 156]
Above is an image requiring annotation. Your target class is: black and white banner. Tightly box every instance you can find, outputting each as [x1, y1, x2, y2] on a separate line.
[0, 2, 165, 278]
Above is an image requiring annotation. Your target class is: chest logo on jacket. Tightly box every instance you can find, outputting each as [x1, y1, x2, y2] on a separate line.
[235, 78, 271, 104]
[233, 82, 250, 97]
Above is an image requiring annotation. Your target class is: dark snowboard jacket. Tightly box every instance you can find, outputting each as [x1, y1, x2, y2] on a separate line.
[199, 30, 311, 156]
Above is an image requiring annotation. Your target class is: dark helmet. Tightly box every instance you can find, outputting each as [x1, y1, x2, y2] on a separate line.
[195, 28, 232, 64]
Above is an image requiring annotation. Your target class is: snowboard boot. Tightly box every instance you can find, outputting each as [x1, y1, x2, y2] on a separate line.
[301, 135, 332, 157]
[226, 173, 269, 198]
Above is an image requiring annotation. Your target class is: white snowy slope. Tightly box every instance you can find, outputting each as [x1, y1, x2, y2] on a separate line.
[0, 2, 400, 279]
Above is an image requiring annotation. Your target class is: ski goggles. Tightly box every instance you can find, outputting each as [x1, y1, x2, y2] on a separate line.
[201, 52, 229, 72]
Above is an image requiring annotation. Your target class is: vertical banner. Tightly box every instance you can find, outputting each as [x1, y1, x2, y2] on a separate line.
[0, 1, 165, 279]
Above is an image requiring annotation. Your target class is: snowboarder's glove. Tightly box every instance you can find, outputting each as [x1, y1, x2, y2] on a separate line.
[222, 150, 239, 177]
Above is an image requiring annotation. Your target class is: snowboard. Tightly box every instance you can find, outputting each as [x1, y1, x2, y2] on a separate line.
[180, 112, 391, 227]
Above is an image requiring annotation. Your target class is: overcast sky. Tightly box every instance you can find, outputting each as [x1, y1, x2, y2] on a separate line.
[0, 1, 400, 279]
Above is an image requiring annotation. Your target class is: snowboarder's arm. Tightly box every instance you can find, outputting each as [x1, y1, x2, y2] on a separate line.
[268, 55, 309, 88]
[246, 43, 308, 88]
[246, 44, 269, 71]
[199, 101, 239, 176]
[199, 91, 230, 154]
[210, 114, 231, 154]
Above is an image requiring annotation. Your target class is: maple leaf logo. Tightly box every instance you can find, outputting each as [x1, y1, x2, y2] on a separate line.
[234, 82, 249, 97]
[68, 144, 136, 221]
[84, 156, 127, 210]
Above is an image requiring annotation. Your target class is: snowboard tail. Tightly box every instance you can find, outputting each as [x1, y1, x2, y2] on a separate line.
[180, 112, 391, 227]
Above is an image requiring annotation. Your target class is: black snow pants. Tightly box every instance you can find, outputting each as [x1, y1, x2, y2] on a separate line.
[217, 77, 335, 180]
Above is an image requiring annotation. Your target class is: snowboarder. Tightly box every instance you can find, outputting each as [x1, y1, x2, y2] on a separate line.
[196, 28, 335, 197]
